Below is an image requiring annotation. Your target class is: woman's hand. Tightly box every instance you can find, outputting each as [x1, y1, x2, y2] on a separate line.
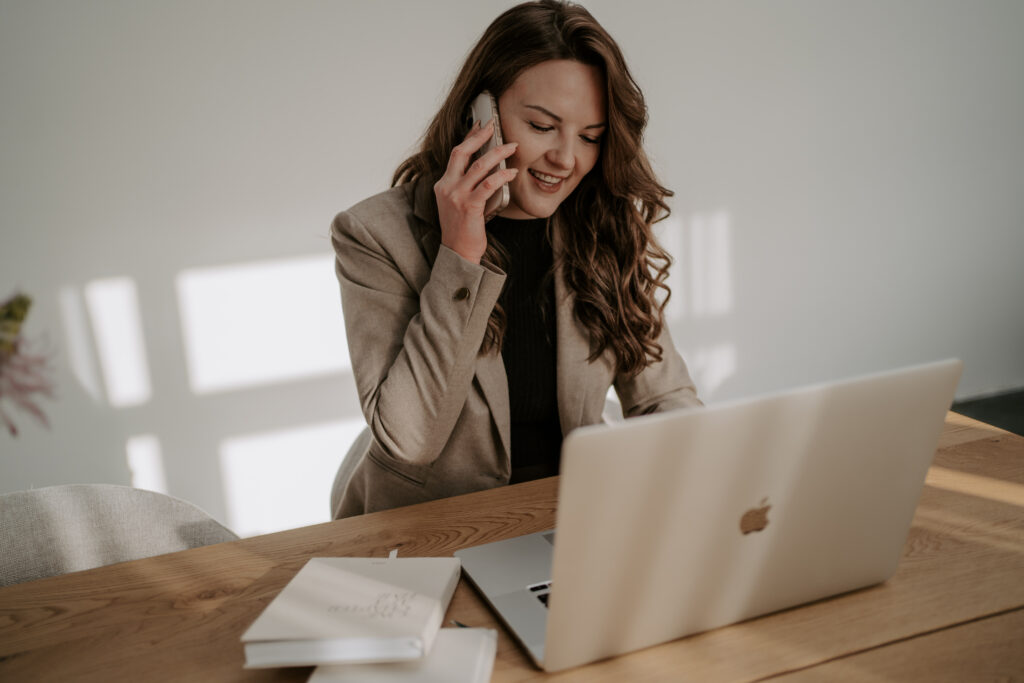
[433, 120, 519, 264]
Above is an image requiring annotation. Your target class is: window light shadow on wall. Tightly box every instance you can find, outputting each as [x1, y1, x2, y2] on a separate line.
[126, 434, 168, 494]
[58, 286, 103, 402]
[83, 277, 152, 407]
[219, 418, 366, 537]
[57, 254, 361, 537]
[176, 255, 350, 395]
[658, 211, 738, 398]
[688, 211, 733, 318]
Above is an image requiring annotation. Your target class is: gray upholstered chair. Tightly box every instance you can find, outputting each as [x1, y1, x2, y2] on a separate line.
[0, 483, 239, 587]
[330, 426, 372, 520]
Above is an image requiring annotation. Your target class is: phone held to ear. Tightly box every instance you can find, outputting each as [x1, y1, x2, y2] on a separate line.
[468, 91, 510, 221]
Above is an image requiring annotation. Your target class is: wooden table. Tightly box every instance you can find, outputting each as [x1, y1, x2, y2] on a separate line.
[1, 413, 1021, 681]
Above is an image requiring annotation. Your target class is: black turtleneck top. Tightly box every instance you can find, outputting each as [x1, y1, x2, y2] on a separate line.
[486, 215, 563, 483]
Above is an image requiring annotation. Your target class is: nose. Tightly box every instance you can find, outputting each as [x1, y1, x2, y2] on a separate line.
[545, 135, 575, 172]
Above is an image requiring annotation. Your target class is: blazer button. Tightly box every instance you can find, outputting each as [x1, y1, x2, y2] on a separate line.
[453, 287, 471, 302]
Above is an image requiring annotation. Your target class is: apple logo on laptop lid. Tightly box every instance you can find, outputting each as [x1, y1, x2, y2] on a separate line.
[740, 498, 771, 535]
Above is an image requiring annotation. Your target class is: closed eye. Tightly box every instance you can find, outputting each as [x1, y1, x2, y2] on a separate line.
[530, 121, 601, 145]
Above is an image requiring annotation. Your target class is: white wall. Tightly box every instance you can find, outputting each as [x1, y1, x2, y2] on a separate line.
[2, 1, 1022, 535]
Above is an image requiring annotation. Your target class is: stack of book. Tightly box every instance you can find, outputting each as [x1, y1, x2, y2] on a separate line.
[241, 556, 496, 682]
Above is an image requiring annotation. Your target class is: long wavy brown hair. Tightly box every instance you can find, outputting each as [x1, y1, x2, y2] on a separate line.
[394, 0, 674, 377]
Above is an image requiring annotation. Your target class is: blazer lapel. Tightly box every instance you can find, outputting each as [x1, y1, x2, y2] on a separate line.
[412, 179, 442, 265]
[474, 351, 511, 459]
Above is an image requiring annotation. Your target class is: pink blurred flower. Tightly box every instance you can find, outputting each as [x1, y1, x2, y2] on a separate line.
[1, 293, 56, 436]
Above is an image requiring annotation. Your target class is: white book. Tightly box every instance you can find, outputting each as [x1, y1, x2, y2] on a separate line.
[241, 557, 461, 668]
[307, 628, 497, 683]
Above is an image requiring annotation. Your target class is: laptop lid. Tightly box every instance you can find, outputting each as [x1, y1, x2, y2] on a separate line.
[457, 359, 962, 671]
[540, 358, 961, 671]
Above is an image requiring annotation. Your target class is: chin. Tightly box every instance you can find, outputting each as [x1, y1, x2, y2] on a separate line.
[518, 204, 558, 220]
[506, 192, 565, 220]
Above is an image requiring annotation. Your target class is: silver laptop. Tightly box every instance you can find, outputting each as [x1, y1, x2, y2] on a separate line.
[455, 358, 962, 672]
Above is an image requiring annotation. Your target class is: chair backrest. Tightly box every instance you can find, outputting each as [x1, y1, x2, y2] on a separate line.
[330, 426, 372, 519]
[0, 484, 239, 587]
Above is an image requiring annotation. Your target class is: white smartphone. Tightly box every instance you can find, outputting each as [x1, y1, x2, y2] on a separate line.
[468, 91, 510, 221]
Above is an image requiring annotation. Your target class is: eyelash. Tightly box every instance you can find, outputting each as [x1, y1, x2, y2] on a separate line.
[528, 121, 602, 145]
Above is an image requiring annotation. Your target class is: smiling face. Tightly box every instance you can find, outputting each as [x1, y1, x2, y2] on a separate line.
[496, 59, 607, 220]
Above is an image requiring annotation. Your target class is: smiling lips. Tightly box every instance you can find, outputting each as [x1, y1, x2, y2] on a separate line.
[529, 169, 567, 192]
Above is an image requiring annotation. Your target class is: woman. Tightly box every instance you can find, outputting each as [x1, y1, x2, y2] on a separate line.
[330, 0, 701, 518]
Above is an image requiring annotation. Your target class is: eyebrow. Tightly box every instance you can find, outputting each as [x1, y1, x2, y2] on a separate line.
[525, 104, 607, 130]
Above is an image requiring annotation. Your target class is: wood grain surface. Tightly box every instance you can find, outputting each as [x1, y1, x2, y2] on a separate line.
[768, 607, 1024, 682]
[1, 413, 1021, 682]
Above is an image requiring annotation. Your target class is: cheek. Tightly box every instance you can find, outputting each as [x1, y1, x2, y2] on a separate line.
[507, 137, 539, 170]
[505, 148, 523, 172]
[499, 123, 528, 166]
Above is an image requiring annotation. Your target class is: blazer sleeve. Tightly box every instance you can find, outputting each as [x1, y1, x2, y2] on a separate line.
[332, 207, 506, 466]
[614, 322, 703, 417]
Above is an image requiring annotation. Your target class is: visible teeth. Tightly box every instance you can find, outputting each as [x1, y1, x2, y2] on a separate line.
[531, 170, 562, 184]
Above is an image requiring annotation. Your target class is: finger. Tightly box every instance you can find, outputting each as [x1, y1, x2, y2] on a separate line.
[473, 167, 519, 197]
[443, 130, 489, 181]
[450, 119, 496, 170]
[461, 141, 518, 188]
[462, 117, 494, 141]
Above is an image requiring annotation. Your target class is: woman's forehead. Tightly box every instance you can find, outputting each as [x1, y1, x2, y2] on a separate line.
[504, 59, 606, 124]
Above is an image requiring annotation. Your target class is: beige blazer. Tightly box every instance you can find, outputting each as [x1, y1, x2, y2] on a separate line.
[330, 178, 701, 518]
